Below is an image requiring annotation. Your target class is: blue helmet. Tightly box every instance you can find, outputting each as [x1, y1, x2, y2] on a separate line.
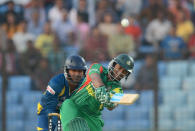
[64, 55, 87, 83]
[64, 55, 87, 71]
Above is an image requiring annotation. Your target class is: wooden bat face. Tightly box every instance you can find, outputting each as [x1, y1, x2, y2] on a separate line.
[110, 93, 139, 105]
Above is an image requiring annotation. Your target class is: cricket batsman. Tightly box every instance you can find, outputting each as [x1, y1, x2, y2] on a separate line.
[36, 55, 87, 131]
[60, 54, 134, 131]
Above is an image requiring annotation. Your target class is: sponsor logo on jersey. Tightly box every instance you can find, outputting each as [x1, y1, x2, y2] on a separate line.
[86, 85, 95, 97]
[47, 85, 55, 95]
[89, 69, 98, 72]
[126, 61, 131, 65]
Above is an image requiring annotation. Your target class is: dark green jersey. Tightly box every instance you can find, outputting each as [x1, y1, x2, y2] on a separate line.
[71, 63, 123, 116]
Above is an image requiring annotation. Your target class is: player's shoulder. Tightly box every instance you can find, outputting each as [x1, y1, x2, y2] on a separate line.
[90, 63, 101, 68]
[49, 73, 65, 84]
[47, 73, 67, 94]
[89, 63, 107, 72]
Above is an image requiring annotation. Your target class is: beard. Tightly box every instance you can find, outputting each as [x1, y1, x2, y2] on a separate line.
[68, 75, 83, 85]
[109, 70, 124, 81]
[72, 75, 82, 82]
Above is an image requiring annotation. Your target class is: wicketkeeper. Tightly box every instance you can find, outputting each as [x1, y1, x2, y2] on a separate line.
[36, 55, 87, 131]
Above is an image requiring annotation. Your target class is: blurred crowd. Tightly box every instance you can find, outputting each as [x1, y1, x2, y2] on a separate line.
[0, 0, 195, 90]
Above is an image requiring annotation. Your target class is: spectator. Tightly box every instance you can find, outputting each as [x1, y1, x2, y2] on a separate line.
[95, 0, 117, 24]
[35, 22, 54, 57]
[98, 12, 118, 38]
[76, 0, 89, 23]
[27, 10, 44, 38]
[64, 32, 80, 56]
[138, 0, 166, 28]
[116, 0, 142, 16]
[1, 12, 18, 39]
[188, 31, 195, 59]
[168, 0, 190, 24]
[144, 10, 172, 47]
[0, 39, 18, 76]
[52, 10, 75, 45]
[160, 26, 187, 60]
[184, 0, 194, 14]
[48, 36, 65, 73]
[108, 23, 135, 58]
[185, 0, 195, 25]
[12, 20, 35, 54]
[25, 0, 46, 24]
[32, 58, 53, 91]
[0, 27, 6, 50]
[48, 0, 64, 26]
[81, 26, 108, 62]
[1, 1, 24, 24]
[176, 11, 194, 42]
[44, 0, 55, 13]
[124, 16, 142, 47]
[75, 14, 90, 50]
[18, 40, 42, 75]
[135, 54, 158, 90]
[69, 0, 89, 26]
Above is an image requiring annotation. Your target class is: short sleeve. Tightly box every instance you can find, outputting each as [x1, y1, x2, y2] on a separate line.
[47, 74, 65, 95]
[88, 63, 103, 76]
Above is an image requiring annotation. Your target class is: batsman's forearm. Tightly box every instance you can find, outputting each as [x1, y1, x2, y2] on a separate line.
[90, 73, 116, 108]
[90, 73, 105, 88]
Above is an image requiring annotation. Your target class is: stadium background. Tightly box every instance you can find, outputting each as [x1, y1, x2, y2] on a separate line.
[0, 0, 195, 130]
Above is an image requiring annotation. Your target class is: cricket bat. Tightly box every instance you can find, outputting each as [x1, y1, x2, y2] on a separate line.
[110, 93, 139, 105]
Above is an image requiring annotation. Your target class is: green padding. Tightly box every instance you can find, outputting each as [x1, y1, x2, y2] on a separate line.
[68, 117, 90, 131]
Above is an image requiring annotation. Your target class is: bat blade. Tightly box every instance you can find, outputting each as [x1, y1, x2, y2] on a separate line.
[110, 93, 139, 105]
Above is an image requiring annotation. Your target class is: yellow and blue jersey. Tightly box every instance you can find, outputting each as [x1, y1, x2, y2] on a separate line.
[37, 73, 71, 115]
[37, 73, 83, 131]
